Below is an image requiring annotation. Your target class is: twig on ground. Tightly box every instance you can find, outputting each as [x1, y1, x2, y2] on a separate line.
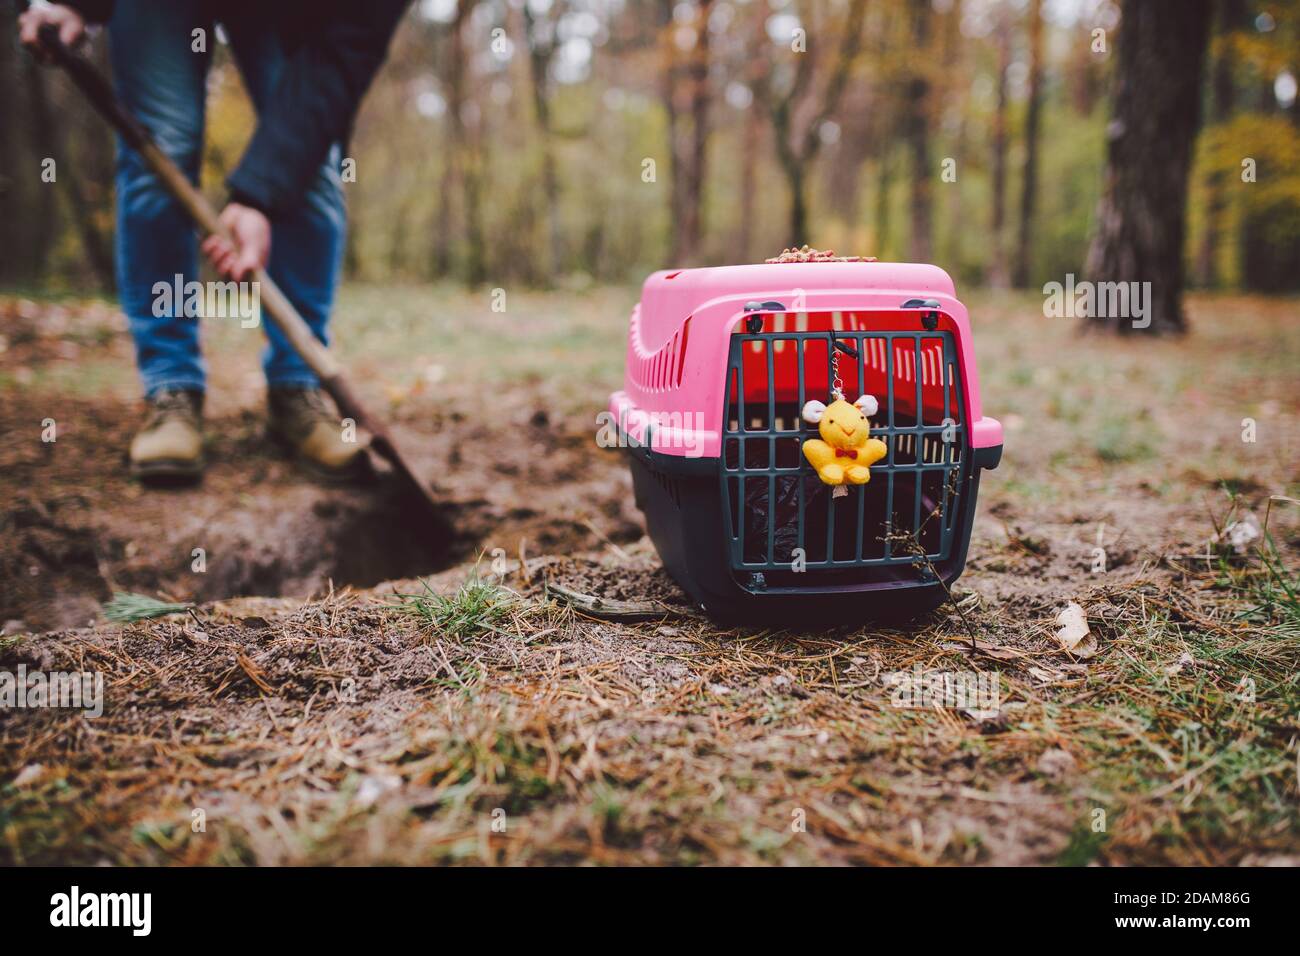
[545, 581, 696, 622]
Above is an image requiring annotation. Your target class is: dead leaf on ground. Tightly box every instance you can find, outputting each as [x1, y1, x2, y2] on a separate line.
[1037, 748, 1077, 778]
[1054, 602, 1098, 658]
[12, 763, 45, 788]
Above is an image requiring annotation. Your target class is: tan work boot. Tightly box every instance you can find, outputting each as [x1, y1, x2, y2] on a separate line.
[268, 387, 368, 480]
[129, 389, 204, 484]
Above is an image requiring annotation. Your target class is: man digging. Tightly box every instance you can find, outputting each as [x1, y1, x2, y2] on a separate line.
[19, 0, 408, 483]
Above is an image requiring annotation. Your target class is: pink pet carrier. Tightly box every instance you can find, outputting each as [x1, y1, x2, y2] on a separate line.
[608, 260, 1003, 622]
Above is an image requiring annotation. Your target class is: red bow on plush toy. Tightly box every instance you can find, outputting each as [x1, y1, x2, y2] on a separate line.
[834, 448, 859, 459]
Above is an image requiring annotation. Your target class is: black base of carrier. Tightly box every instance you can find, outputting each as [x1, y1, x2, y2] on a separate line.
[625, 441, 984, 625]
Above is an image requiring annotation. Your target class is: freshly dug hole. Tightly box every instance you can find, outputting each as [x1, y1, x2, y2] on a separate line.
[2, 487, 465, 632]
[191, 489, 463, 602]
[0, 385, 638, 634]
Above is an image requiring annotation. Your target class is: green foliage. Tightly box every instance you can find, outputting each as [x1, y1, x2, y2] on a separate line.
[1092, 415, 1156, 463]
[1199, 114, 1300, 290]
[1032, 103, 1108, 286]
[1056, 819, 1108, 866]
[102, 592, 191, 623]
[391, 577, 518, 641]
[1241, 523, 1300, 634]
[6, 1, 1300, 291]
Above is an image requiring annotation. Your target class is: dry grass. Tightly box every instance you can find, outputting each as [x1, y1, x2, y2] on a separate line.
[1, 547, 1294, 865]
[1, 286, 1297, 865]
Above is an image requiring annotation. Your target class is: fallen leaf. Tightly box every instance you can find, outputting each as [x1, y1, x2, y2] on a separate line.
[1037, 748, 1077, 778]
[1028, 665, 1066, 684]
[13, 763, 44, 787]
[1054, 602, 1098, 658]
[1214, 514, 1260, 555]
[355, 773, 402, 809]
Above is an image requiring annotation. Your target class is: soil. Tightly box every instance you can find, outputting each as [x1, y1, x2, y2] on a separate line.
[0, 379, 642, 634]
[1, 290, 1297, 866]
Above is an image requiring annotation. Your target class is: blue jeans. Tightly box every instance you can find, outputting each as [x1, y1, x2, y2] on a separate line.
[109, 0, 345, 398]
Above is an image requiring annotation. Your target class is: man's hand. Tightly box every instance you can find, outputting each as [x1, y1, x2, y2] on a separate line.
[18, 4, 86, 63]
[201, 204, 271, 281]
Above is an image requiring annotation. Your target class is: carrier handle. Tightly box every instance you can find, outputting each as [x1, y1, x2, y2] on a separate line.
[901, 298, 941, 330]
[742, 300, 788, 334]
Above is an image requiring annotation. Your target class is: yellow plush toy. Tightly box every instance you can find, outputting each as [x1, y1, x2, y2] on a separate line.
[801, 393, 888, 496]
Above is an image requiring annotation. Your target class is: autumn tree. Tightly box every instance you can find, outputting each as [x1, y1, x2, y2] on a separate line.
[0, 15, 114, 288]
[752, 0, 867, 245]
[1195, 0, 1246, 288]
[432, 0, 486, 285]
[986, 2, 1011, 288]
[903, 0, 934, 262]
[1084, 0, 1213, 333]
[1012, 0, 1043, 287]
[658, 0, 714, 265]
[523, 0, 566, 280]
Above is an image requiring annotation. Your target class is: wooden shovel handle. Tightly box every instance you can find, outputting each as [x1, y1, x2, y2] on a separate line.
[28, 21, 435, 509]
[34, 24, 423, 446]
[34, 24, 345, 385]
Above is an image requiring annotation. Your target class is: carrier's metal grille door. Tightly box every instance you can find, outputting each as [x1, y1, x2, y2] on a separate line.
[720, 324, 968, 577]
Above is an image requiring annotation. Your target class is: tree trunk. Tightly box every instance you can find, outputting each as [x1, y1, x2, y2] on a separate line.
[909, 0, 930, 261]
[1085, 0, 1212, 333]
[1065, 31, 1103, 116]
[757, 0, 866, 248]
[0, 14, 33, 284]
[1012, 0, 1043, 288]
[660, 0, 712, 265]
[462, 143, 486, 286]
[787, 161, 808, 247]
[657, 1, 684, 261]
[525, 2, 562, 281]
[21, 59, 60, 283]
[431, 153, 454, 279]
[442, 1, 485, 286]
[905, 0, 932, 262]
[874, 151, 893, 259]
[736, 101, 760, 262]
[987, 14, 1011, 288]
[768, 86, 807, 246]
[1195, 0, 1243, 288]
[939, 0, 965, 269]
[680, 0, 712, 264]
[432, 8, 465, 279]
[460, 17, 486, 285]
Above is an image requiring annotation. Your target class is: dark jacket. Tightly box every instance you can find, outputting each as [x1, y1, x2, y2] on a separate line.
[67, 0, 408, 217]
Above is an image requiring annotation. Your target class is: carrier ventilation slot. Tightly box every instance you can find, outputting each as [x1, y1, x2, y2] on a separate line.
[630, 317, 692, 394]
